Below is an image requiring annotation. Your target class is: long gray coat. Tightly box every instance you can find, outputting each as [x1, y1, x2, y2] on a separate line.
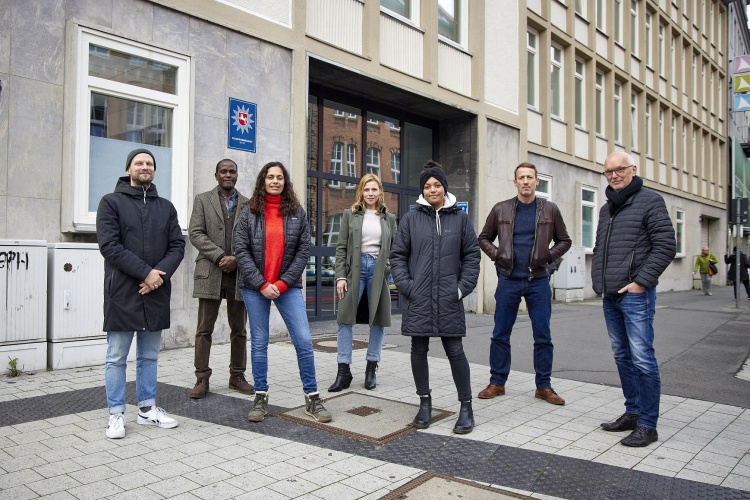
[188, 186, 248, 301]
[334, 208, 397, 327]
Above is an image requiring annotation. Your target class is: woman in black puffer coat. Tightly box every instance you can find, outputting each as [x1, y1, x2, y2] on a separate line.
[390, 161, 481, 434]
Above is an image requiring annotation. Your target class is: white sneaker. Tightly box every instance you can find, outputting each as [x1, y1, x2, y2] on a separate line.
[106, 412, 125, 439]
[137, 406, 178, 429]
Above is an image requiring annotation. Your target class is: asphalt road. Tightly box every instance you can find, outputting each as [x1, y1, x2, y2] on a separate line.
[328, 285, 750, 409]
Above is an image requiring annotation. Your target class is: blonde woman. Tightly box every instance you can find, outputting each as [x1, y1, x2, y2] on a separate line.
[329, 174, 397, 391]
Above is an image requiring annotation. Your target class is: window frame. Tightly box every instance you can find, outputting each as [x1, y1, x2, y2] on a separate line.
[675, 209, 685, 257]
[550, 44, 564, 119]
[596, 0, 606, 32]
[575, 58, 585, 127]
[614, 0, 623, 45]
[72, 26, 191, 231]
[536, 174, 552, 201]
[645, 100, 652, 156]
[614, 82, 622, 143]
[580, 186, 598, 252]
[437, 0, 468, 47]
[366, 147, 381, 176]
[527, 29, 540, 109]
[645, 12, 653, 67]
[330, 142, 343, 188]
[630, 1, 639, 55]
[595, 71, 605, 136]
[631, 92, 639, 150]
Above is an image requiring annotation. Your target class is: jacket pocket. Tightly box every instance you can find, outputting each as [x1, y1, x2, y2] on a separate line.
[194, 258, 211, 279]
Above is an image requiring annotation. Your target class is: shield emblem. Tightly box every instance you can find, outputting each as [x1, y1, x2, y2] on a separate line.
[238, 112, 248, 126]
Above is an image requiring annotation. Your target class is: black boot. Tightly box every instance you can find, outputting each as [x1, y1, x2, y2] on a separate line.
[413, 393, 432, 429]
[453, 400, 474, 434]
[327, 363, 353, 392]
[364, 360, 378, 390]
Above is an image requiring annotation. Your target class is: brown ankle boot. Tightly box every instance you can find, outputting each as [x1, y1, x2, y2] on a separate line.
[189, 378, 209, 399]
[228, 374, 255, 395]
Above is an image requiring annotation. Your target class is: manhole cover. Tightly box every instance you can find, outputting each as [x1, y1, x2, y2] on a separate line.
[277, 392, 452, 445]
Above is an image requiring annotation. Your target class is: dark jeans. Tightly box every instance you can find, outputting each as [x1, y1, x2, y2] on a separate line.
[733, 279, 750, 299]
[194, 287, 248, 380]
[490, 275, 553, 389]
[411, 337, 472, 402]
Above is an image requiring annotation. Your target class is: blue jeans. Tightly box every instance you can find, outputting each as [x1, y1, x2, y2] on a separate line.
[241, 288, 318, 394]
[104, 330, 161, 414]
[490, 275, 554, 389]
[337, 254, 386, 364]
[602, 287, 660, 430]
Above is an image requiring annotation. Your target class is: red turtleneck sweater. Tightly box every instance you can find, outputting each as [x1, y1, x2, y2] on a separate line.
[260, 195, 288, 294]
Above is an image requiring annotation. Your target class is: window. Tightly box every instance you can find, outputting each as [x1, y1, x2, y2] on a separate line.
[614, 0, 623, 44]
[671, 116, 677, 167]
[575, 0, 585, 17]
[701, 61, 707, 105]
[596, 0, 606, 31]
[527, 30, 539, 108]
[659, 108, 665, 162]
[675, 209, 685, 256]
[614, 82, 622, 143]
[645, 13, 652, 66]
[330, 142, 343, 187]
[438, 0, 462, 45]
[346, 144, 357, 180]
[575, 59, 585, 127]
[596, 71, 605, 135]
[645, 100, 652, 155]
[631, 93, 639, 150]
[681, 43, 687, 91]
[631, 1, 639, 55]
[381, 0, 410, 19]
[682, 122, 688, 171]
[670, 35, 676, 81]
[692, 53, 697, 98]
[658, 24, 665, 76]
[74, 27, 190, 230]
[323, 213, 342, 248]
[366, 147, 381, 176]
[391, 152, 401, 184]
[536, 174, 551, 200]
[581, 187, 597, 250]
[550, 44, 564, 118]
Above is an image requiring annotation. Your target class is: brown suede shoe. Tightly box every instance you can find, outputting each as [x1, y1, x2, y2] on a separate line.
[478, 384, 506, 399]
[535, 388, 565, 405]
[189, 378, 209, 399]
[228, 375, 255, 395]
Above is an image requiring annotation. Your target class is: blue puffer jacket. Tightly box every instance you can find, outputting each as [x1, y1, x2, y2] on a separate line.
[591, 185, 676, 296]
[390, 194, 481, 337]
[234, 204, 309, 291]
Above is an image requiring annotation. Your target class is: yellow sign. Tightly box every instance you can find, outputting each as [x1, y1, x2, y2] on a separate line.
[734, 75, 750, 92]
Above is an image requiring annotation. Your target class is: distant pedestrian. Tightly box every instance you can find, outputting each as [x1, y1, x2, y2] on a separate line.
[390, 161, 481, 434]
[693, 247, 718, 296]
[328, 174, 397, 392]
[235, 161, 332, 423]
[477, 162, 571, 405]
[97, 149, 186, 439]
[188, 159, 253, 399]
[725, 247, 750, 300]
[593, 152, 676, 448]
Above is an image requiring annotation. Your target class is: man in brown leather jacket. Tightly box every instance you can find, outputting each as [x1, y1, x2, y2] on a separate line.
[477, 162, 571, 405]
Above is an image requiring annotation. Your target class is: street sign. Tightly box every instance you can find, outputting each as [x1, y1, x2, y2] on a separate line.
[734, 74, 750, 92]
[227, 97, 257, 153]
[729, 198, 749, 224]
[735, 55, 750, 74]
[734, 94, 750, 112]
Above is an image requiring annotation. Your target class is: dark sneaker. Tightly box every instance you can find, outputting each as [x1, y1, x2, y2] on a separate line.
[228, 375, 255, 395]
[304, 393, 332, 423]
[247, 392, 268, 422]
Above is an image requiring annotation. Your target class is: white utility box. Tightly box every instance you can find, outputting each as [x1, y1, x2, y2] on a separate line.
[553, 246, 586, 302]
[0, 240, 48, 371]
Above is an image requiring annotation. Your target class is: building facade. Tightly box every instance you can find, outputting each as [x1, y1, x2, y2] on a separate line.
[0, 0, 734, 346]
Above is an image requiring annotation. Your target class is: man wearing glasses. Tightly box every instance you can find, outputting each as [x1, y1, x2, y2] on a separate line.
[592, 151, 676, 447]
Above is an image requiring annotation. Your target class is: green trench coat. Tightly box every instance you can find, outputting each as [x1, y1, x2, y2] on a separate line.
[334, 208, 397, 327]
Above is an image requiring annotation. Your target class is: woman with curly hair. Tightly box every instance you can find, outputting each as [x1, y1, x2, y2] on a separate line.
[328, 174, 397, 392]
[235, 161, 332, 423]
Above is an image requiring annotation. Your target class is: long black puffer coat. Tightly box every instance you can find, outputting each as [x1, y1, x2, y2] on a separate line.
[390, 194, 481, 337]
[96, 177, 185, 332]
[234, 205, 309, 291]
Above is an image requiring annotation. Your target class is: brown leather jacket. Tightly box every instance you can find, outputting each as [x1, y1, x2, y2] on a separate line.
[478, 197, 571, 279]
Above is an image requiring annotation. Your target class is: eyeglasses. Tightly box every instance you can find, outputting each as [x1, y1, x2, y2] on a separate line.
[603, 165, 633, 178]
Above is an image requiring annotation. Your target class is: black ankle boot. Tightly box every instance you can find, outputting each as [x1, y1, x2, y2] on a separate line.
[364, 360, 378, 390]
[327, 363, 353, 392]
[413, 393, 432, 429]
[453, 400, 474, 434]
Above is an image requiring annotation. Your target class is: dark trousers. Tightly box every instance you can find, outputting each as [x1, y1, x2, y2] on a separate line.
[733, 279, 750, 299]
[194, 288, 248, 380]
[411, 337, 472, 402]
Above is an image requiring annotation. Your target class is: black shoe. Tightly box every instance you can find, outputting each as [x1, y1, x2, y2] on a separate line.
[621, 426, 658, 447]
[413, 393, 432, 429]
[364, 360, 378, 390]
[453, 400, 474, 434]
[601, 413, 639, 432]
[327, 363, 353, 392]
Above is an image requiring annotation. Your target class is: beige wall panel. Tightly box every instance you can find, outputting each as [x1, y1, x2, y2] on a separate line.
[438, 41, 472, 96]
[380, 15, 424, 78]
[217, 0, 291, 26]
[306, 0, 363, 54]
[484, 2, 518, 113]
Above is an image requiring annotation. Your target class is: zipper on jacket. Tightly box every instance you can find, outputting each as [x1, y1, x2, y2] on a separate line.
[528, 200, 543, 281]
[141, 186, 147, 204]
[602, 216, 614, 292]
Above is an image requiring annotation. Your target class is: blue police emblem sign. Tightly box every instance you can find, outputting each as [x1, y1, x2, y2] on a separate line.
[228, 97, 257, 153]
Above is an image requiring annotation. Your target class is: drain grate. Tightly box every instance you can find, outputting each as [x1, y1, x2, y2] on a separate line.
[346, 405, 382, 417]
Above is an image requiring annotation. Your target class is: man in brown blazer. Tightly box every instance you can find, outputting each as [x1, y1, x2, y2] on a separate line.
[188, 159, 253, 398]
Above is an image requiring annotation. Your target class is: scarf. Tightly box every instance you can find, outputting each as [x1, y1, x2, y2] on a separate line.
[606, 175, 643, 215]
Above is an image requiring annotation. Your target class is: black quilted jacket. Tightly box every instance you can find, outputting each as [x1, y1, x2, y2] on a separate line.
[390, 198, 481, 337]
[591, 186, 676, 296]
[234, 205, 309, 291]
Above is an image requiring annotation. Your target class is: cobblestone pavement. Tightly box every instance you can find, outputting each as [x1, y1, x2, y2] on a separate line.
[1, 331, 749, 499]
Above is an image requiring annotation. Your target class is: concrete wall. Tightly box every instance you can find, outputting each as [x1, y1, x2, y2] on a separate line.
[1, 0, 294, 348]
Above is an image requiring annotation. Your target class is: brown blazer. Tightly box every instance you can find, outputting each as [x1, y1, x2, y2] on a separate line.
[189, 186, 248, 300]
